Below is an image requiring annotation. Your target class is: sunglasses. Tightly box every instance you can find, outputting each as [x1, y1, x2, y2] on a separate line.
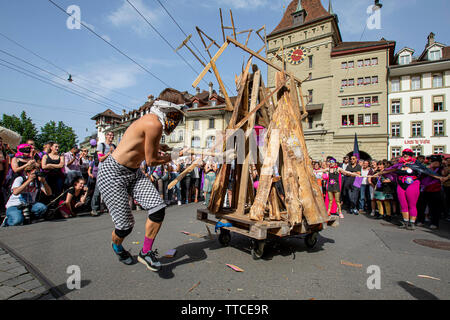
[19, 148, 31, 153]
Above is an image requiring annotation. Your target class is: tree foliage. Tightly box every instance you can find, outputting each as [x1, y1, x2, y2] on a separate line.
[1, 111, 78, 153]
[0, 111, 39, 144]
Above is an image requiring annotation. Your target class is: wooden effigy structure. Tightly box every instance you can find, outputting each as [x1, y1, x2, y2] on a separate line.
[169, 10, 337, 256]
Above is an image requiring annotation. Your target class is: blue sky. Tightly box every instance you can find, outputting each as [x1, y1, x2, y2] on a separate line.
[0, 0, 449, 142]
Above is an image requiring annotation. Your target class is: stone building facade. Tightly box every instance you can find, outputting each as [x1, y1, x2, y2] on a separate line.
[266, 0, 395, 161]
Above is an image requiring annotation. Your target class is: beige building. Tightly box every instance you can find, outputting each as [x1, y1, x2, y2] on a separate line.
[266, 0, 395, 160]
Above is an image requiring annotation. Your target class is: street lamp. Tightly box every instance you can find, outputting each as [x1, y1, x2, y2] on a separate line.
[374, 0, 383, 9]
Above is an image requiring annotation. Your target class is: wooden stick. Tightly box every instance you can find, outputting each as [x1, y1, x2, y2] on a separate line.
[230, 10, 237, 40]
[192, 41, 229, 88]
[210, 60, 234, 112]
[220, 8, 226, 43]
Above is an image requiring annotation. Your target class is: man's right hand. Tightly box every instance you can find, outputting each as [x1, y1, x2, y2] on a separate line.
[27, 172, 36, 183]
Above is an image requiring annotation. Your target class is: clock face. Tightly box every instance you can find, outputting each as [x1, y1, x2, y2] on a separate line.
[287, 46, 306, 65]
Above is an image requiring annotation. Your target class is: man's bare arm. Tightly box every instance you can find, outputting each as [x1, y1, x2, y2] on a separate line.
[144, 121, 171, 166]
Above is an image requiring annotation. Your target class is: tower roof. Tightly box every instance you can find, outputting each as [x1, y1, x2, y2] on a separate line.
[269, 0, 332, 37]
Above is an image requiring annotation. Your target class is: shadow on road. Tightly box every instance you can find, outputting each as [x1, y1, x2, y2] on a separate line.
[23, 280, 92, 300]
[397, 281, 439, 300]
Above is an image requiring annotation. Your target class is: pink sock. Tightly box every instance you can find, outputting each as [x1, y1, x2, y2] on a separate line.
[142, 237, 154, 254]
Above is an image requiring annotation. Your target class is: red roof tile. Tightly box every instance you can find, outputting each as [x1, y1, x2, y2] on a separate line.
[269, 0, 331, 36]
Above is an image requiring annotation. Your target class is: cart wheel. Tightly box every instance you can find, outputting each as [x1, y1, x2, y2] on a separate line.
[305, 232, 318, 249]
[251, 240, 265, 260]
[218, 229, 231, 247]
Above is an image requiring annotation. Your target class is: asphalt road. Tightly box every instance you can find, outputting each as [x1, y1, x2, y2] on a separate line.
[0, 203, 449, 300]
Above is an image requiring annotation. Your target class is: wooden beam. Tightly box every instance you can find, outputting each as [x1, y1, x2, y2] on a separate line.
[219, 8, 226, 43]
[210, 60, 234, 112]
[230, 10, 237, 40]
[192, 41, 229, 88]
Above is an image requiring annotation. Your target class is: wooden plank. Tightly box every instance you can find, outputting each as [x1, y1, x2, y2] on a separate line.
[269, 185, 282, 221]
[210, 60, 234, 112]
[192, 41, 229, 88]
[219, 8, 226, 43]
[249, 118, 281, 221]
[237, 70, 261, 214]
[230, 10, 237, 40]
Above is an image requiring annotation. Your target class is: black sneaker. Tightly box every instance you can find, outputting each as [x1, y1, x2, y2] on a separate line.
[407, 222, 415, 231]
[385, 216, 392, 222]
[398, 221, 408, 229]
[112, 243, 134, 265]
[138, 249, 161, 272]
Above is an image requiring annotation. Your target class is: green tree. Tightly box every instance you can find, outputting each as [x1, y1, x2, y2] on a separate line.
[38, 120, 77, 153]
[0, 111, 39, 144]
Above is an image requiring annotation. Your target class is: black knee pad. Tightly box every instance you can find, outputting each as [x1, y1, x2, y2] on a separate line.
[148, 207, 166, 223]
[115, 228, 133, 239]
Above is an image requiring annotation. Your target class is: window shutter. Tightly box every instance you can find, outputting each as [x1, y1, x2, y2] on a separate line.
[411, 98, 421, 113]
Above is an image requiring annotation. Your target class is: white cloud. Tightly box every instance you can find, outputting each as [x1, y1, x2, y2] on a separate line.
[107, 0, 163, 37]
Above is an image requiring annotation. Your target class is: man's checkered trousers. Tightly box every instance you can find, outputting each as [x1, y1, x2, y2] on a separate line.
[97, 156, 166, 231]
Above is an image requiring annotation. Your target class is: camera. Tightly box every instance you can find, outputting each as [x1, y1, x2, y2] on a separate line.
[19, 204, 32, 225]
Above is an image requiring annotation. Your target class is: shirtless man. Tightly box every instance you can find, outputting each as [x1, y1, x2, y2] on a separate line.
[97, 89, 187, 271]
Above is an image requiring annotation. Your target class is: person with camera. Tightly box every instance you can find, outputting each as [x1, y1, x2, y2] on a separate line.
[64, 145, 83, 187]
[58, 177, 88, 219]
[2, 163, 52, 227]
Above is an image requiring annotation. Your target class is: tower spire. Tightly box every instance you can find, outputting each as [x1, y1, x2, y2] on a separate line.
[328, 0, 334, 14]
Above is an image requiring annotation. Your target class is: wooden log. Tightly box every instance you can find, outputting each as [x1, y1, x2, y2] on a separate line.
[237, 70, 261, 214]
[269, 185, 282, 221]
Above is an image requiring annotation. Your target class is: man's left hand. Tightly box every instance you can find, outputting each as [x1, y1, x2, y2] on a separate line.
[159, 144, 172, 152]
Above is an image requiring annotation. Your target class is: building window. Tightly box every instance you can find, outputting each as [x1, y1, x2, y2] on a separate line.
[391, 79, 400, 92]
[357, 60, 363, 68]
[411, 122, 422, 137]
[411, 97, 422, 113]
[206, 136, 216, 148]
[348, 61, 354, 69]
[341, 99, 348, 107]
[358, 78, 364, 86]
[364, 59, 371, 67]
[399, 55, 411, 65]
[429, 50, 442, 61]
[432, 74, 443, 88]
[309, 56, 313, 69]
[209, 118, 215, 129]
[308, 116, 313, 129]
[391, 100, 401, 114]
[433, 96, 444, 111]
[372, 96, 379, 104]
[341, 79, 347, 87]
[371, 57, 378, 66]
[348, 98, 355, 105]
[391, 123, 401, 137]
[411, 76, 421, 90]
[358, 97, 364, 105]
[348, 79, 354, 87]
[364, 77, 371, 85]
[433, 146, 445, 154]
[161, 135, 166, 144]
[372, 76, 378, 85]
[349, 115, 354, 126]
[433, 120, 445, 136]
[308, 90, 313, 103]
[364, 114, 372, 125]
[412, 146, 422, 158]
[341, 62, 347, 69]
[365, 97, 371, 105]
[193, 119, 200, 130]
[193, 102, 199, 108]
[392, 147, 401, 159]
[342, 115, 348, 126]
[178, 130, 184, 142]
[191, 136, 201, 148]
[210, 100, 217, 107]
[358, 114, 364, 126]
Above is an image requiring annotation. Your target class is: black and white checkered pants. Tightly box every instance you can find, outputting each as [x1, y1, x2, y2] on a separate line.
[97, 156, 166, 231]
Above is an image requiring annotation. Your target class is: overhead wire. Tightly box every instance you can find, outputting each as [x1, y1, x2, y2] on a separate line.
[0, 48, 128, 111]
[0, 60, 123, 112]
[0, 97, 93, 116]
[0, 31, 139, 102]
[47, 0, 173, 88]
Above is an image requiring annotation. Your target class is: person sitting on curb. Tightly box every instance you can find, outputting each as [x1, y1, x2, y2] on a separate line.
[58, 177, 88, 219]
[2, 163, 52, 227]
